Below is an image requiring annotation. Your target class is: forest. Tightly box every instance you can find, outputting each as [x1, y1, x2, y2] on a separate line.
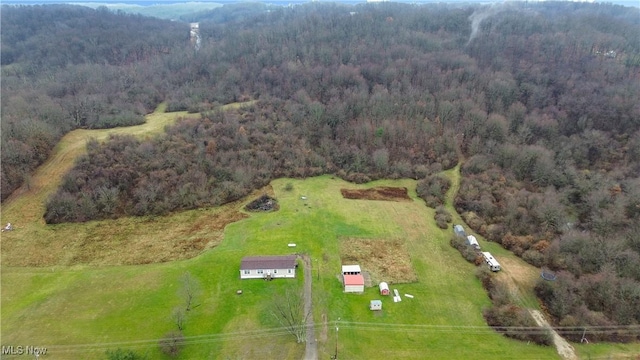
[1, 1, 640, 341]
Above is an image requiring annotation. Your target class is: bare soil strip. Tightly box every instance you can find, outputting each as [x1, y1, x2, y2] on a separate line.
[340, 187, 411, 202]
[529, 310, 578, 360]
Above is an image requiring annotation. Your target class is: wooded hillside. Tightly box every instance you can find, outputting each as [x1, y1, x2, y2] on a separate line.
[2, 2, 640, 339]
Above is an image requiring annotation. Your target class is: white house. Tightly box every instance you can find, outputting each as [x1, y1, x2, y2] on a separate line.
[370, 300, 382, 311]
[240, 255, 297, 279]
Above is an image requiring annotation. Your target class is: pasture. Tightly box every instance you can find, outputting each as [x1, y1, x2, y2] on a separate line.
[2, 175, 557, 359]
[1, 104, 635, 359]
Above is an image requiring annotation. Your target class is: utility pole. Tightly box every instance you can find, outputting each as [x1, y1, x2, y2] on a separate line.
[580, 327, 589, 343]
[334, 317, 340, 360]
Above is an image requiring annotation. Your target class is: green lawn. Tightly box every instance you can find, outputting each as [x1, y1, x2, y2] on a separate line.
[574, 342, 640, 359]
[2, 176, 558, 359]
[1, 110, 636, 359]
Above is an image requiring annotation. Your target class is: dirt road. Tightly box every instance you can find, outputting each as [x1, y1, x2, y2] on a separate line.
[302, 255, 317, 360]
[529, 310, 578, 360]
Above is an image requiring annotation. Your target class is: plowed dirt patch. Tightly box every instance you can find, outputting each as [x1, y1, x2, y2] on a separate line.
[341, 238, 417, 284]
[340, 187, 410, 201]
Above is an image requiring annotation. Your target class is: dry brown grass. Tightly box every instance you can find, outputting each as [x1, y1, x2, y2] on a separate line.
[340, 238, 417, 284]
[0, 103, 260, 267]
[1, 192, 253, 267]
[340, 187, 411, 202]
[495, 255, 541, 308]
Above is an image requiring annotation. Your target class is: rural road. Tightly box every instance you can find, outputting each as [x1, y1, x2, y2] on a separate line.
[529, 310, 578, 360]
[302, 255, 317, 360]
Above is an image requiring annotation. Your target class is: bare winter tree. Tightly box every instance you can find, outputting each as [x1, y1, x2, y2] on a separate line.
[171, 306, 186, 331]
[271, 287, 310, 343]
[158, 331, 184, 358]
[178, 271, 201, 312]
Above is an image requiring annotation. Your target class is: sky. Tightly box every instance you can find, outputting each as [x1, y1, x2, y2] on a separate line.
[3, 0, 639, 8]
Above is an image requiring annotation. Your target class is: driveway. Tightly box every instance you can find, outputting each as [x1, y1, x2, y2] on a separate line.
[302, 254, 317, 360]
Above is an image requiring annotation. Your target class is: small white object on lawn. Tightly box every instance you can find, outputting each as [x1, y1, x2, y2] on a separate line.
[288, 243, 297, 247]
[301, 196, 307, 200]
[404, 294, 414, 298]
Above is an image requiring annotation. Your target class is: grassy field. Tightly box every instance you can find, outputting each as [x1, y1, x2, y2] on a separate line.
[1, 104, 637, 359]
[76, 2, 223, 20]
[0, 103, 255, 268]
[2, 175, 558, 359]
[574, 342, 640, 359]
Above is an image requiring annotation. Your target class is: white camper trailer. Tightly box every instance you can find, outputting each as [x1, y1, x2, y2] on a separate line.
[481, 252, 501, 272]
[466, 235, 480, 250]
[453, 224, 466, 238]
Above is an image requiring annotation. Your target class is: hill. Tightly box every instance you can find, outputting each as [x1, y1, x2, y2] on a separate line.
[73, 2, 223, 20]
[2, 1, 640, 352]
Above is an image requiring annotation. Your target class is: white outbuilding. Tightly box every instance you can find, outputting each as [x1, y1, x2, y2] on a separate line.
[342, 265, 362, 275]
[379, 282, 390, 295]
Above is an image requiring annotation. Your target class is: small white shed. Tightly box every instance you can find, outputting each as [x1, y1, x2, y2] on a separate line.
[370, 300, 382, 311]
[379, 282, 390, 295]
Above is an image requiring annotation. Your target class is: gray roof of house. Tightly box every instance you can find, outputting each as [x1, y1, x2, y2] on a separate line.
[241, 255, 297, 270]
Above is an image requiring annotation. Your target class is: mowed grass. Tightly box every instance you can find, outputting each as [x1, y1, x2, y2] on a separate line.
[280, 176, 556, 359]
[1, 106, 633, 358]
[2, 175, 558, 359]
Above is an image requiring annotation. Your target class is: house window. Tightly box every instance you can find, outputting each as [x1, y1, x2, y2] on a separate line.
[257, 269, 263, 274]
[243, 270, 250, 275]
[273, 269, 278, 273]
[287, 269, 292, 274]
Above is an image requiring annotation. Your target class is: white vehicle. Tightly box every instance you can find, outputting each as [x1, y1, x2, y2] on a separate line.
[466, 235, 480, 250]
[481, 252, 501, 272]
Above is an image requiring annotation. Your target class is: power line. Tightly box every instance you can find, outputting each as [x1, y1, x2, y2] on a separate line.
[45, 326, 304, 352]
[30, 320, 640, 353]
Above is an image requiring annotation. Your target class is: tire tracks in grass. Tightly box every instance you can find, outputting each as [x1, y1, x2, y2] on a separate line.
[442, 163, 577, 360]
[301, 254, 317, 360]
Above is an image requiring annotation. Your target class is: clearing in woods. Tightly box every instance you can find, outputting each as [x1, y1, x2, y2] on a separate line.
[1, 106, 636, 358]
[0, 103, 255, 267]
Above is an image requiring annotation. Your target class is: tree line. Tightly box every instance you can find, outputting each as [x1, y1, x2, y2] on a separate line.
[2, 1, 640, 340]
